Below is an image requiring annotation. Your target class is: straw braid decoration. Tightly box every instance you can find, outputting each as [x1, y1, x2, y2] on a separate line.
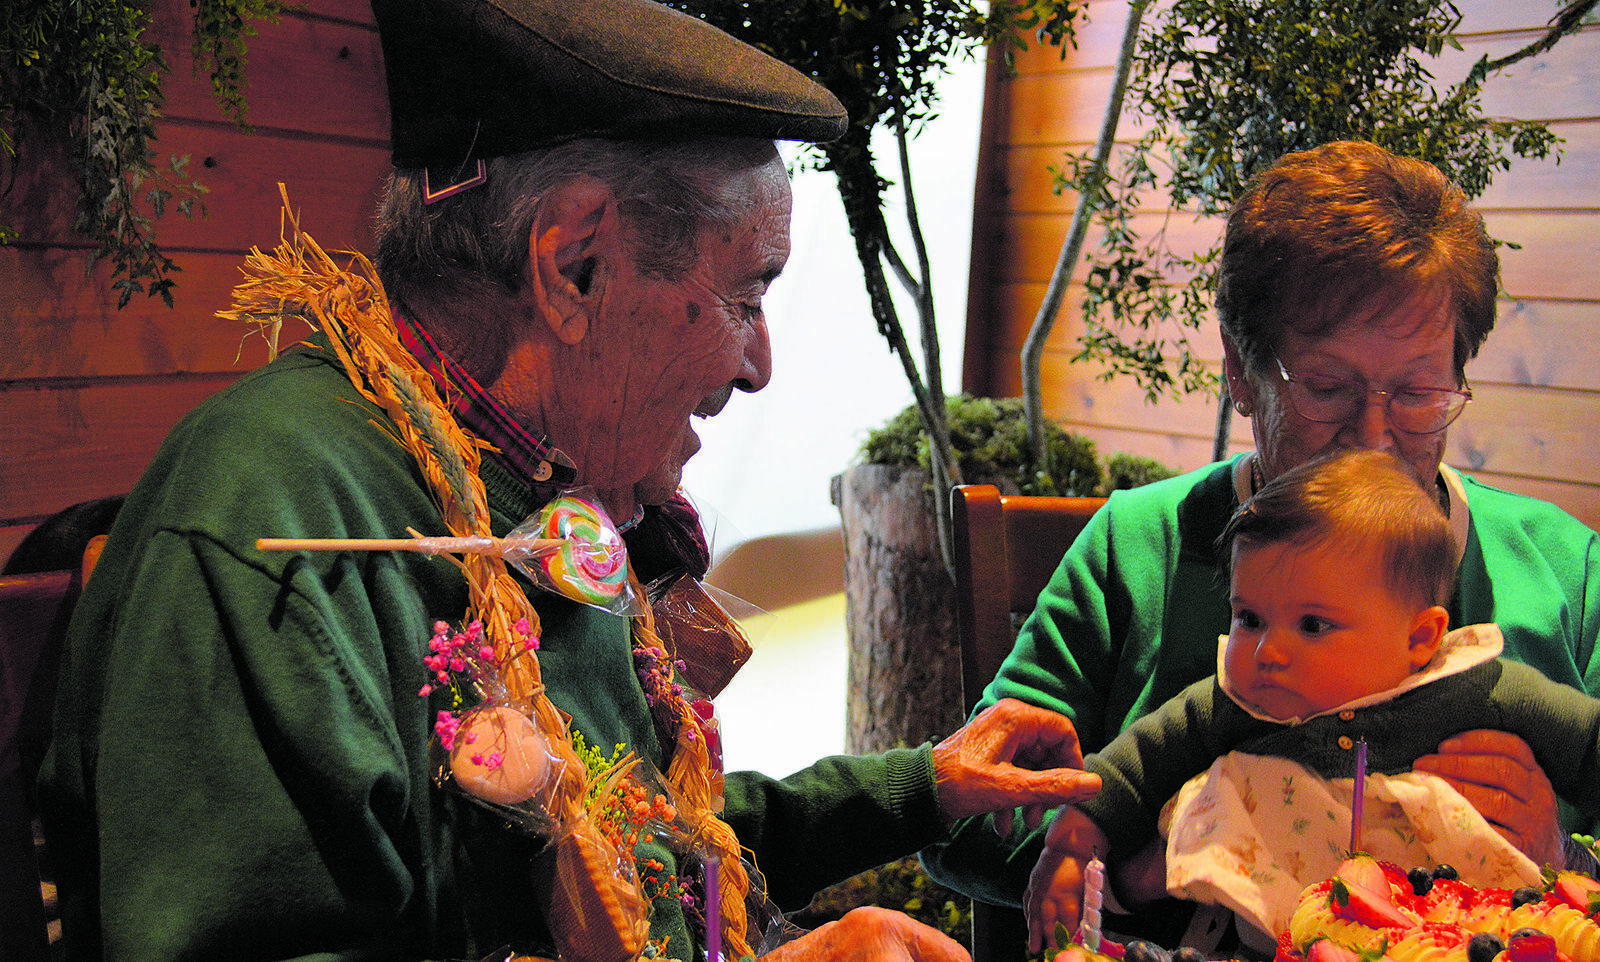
[222, 189, 755, 960]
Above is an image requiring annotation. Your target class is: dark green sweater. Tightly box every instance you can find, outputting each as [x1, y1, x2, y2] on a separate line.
[41, 342, 943, 961]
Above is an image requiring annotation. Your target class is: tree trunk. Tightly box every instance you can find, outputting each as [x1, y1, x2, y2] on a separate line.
[832, 464, 964, 755]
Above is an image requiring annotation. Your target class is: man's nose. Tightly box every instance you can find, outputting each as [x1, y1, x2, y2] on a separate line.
[734, 314, 772, 393]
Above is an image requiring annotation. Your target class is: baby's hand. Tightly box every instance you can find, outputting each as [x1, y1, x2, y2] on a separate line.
[1024, 806, 1107, 954]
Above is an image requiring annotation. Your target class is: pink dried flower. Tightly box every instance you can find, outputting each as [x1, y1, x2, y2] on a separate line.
[435, 710, 461, 750]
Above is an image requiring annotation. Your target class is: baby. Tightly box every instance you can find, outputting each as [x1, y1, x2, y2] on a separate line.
[1025, 448, 1600, 955]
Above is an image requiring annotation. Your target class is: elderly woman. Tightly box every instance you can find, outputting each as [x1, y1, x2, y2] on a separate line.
[923, 140, 1600, 939]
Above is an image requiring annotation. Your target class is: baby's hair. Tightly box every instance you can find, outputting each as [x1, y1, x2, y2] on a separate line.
[1217, 450, 1457, 607]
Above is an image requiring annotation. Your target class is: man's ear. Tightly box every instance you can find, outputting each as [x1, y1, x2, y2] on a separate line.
[1407, 605, 1450, 670]
[526, 175, 619, 345]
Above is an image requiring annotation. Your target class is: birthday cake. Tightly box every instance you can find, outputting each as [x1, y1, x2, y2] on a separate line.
[1039, 853, 1600, 961]
[1275, 854, 1600, 962]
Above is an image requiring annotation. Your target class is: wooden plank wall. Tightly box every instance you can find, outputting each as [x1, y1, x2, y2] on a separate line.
[962, 0, 1600, 530]
[0, 0, 390, 563]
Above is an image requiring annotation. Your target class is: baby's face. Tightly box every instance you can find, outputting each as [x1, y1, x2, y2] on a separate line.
[1223, 536, 1436, 719]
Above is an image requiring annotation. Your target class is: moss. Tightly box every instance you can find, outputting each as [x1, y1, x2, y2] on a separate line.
[1101, 451, 1179, 495]
[860, 394, 1175, 498]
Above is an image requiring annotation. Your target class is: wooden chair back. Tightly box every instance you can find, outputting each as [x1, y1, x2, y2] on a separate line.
[950, 484, 1106, 962]
[1, 511, 111, 961]
[0, 567, 80, 962]
[952, 485, 1106, 711]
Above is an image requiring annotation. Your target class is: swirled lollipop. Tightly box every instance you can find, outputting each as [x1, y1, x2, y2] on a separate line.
[255, 490, 633, 610]
[528, 494, 629, 607]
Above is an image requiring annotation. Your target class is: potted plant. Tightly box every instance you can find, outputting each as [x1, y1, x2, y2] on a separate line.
[836, 394, 1172, 754]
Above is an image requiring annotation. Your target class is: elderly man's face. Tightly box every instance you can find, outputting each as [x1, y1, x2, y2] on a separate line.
[543, 150, 790, 517]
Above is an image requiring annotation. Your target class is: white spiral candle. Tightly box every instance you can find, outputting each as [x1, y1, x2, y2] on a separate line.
[1080, 854, 1105, 950]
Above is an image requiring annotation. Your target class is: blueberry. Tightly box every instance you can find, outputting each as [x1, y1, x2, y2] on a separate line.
[1509, 926, 1546, 941]
[1432, 863, 1459, 880]
[1512, 886, 1544, 908]
[1123, 941, 1170, 962]
[1466, 931, 1504, 962]
[1407, 866, 1434, 895]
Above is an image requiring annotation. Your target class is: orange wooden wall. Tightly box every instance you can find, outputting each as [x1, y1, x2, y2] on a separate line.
[5, 2, 1596, 564]
[962, 0, 1600, 530]
[0, 0, 390, 562]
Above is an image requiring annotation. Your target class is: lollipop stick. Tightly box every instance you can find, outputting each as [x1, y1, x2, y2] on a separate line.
[705, 855, 721, 962]
[256, 535, 563, 557]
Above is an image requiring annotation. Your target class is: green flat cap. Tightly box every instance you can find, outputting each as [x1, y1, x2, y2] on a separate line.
[372, 0, 849, 169]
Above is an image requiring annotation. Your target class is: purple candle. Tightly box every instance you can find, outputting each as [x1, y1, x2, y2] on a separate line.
[705, 855, 721, 962]
[1350, 737, 1367, 853]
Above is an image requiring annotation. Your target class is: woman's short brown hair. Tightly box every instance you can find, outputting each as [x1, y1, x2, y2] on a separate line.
[1216, 141, 1498, 382]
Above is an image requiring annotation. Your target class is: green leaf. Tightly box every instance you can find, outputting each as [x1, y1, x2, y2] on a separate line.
[1064, 0, 1566, 400]
[2, 0, 269, 306]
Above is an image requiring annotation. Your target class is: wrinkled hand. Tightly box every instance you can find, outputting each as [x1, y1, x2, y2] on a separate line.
[932, 699, 1101, 836]
[1024, 806, 1107, 954]
[762, 906, 970, 962]
[1412, 729, 1566, 869]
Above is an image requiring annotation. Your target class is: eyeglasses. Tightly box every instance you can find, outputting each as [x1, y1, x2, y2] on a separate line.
[1272, 352, 1472, 435]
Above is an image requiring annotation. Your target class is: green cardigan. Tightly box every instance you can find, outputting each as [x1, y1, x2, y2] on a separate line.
[41, 342, 943, 962]
[922, 456, 1600, 907]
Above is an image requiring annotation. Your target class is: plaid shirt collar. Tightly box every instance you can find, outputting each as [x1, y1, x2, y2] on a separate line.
[394, 311, 578, 495]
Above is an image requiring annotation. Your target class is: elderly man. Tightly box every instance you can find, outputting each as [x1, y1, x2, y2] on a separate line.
[39, 1, 1100, 960]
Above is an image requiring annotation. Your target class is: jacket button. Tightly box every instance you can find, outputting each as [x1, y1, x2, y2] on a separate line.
[1339, 710, 1356, 721]
[1338, 735, 1355, 750]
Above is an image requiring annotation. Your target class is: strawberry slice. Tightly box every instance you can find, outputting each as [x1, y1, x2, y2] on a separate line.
[1546, 869, 1600, 916]
[1337, 855, 1392, 896]
[1305, 939, 1365, 962]
[1330, 879, 1415, 929]
[1330, 856, 1414, 929]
